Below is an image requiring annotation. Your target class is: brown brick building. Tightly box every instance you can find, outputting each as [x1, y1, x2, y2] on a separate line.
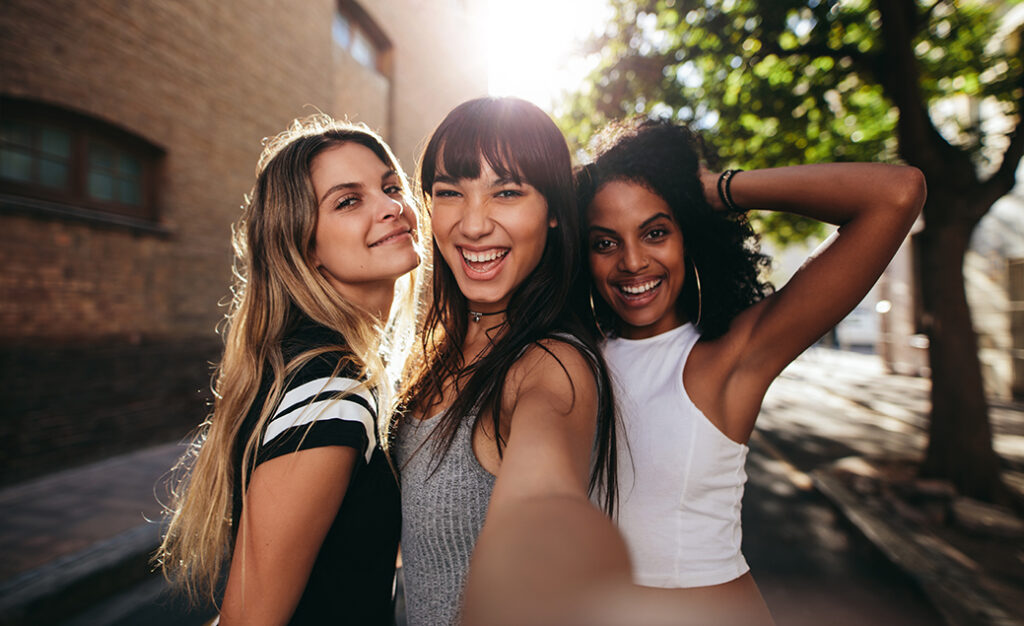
[0, 0, 488, 484]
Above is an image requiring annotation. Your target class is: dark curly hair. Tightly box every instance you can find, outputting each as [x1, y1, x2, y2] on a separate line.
[575, 118, 773, 340]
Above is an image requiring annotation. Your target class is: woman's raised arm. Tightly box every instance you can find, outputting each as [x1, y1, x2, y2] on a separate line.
[702, 163, 925, 432]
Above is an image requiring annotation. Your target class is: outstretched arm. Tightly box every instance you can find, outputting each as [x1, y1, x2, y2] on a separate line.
[461, 341, 769, 624]
[461, 494, 632, 625]
[482, 339, 600, 519]
[463, 495, 770, 625]
[462, 340, 613, 622]
[699, 164, 925, 437]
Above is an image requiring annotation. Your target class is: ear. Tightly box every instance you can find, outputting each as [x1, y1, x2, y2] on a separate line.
[548, 215, 558, 228]
[309, 246, 322, 270]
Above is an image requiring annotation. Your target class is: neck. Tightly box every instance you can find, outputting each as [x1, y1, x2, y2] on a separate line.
[332, 281, 396, 322]
[468, 308, 506, 323]
[463, 310, 508, 359]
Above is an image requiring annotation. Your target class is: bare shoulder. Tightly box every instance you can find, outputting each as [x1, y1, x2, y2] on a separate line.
[490, 338, 601, 506]
[507, 337, 598, 411]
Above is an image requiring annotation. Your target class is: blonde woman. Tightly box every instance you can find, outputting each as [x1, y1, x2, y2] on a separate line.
[156, 116, 425, 625]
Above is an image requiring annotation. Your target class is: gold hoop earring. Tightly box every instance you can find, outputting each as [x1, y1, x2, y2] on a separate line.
[690, 257, 702, 328]
[589, 287, 607, 335]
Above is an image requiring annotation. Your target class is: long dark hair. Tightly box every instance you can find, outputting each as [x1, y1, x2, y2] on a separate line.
[576, 118, 773, 339]
[401, 97, 617, 514]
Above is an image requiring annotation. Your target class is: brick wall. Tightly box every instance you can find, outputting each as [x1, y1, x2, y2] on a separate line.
[0, 337, 220, 486]
[0, 0, 487, 480]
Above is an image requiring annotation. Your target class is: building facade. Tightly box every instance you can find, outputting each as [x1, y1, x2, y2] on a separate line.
[0, 0, 488, 484]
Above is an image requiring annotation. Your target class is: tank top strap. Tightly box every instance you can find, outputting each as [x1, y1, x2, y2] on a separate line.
[549, 331, 593, 357]
[674, 323, 701, 369]
[640, 323, 700, 377]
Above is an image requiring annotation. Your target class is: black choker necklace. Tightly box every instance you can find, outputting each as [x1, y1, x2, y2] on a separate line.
[469, 309, 507, 323]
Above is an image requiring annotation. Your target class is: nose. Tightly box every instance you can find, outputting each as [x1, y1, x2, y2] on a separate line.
[457, 197, 492, 239]
[376, 194, 405, 221]
[619, 241, 648, 273]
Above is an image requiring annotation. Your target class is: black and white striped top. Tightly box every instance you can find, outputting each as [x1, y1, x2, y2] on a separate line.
[257, 356, 377, 465]
[231, 318, 400, 625]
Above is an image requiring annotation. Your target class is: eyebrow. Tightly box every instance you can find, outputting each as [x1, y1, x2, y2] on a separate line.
[588, 212, 675, 234]
[640, 212, 674, 229]
[430, 174, 523, 188]
[318, 169, 397, 205]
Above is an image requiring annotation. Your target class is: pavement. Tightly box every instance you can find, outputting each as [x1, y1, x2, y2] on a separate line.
[756, 347, 1024, 626]
[0, 443, 191, 625]
[0, 347, 1021, 625]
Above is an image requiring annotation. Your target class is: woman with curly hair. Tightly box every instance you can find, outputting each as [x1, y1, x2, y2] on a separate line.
[574, 118, 926, 621]
[156, 115, 425, 624]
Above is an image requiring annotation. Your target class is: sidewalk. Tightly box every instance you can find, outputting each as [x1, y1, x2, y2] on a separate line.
[757, 347, 1024, 626]
[0, 443, 184, 625]
[0, 348, 1021, 625]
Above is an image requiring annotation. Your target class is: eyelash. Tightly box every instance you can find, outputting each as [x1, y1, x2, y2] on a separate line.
[333, 184, 403, 209]
[590, 227, 670, 251]
[334, 196, 358, 210]
[431, 187, 524, 199]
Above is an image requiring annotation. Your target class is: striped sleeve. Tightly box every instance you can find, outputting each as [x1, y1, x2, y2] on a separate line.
[256, 362, 378, 466]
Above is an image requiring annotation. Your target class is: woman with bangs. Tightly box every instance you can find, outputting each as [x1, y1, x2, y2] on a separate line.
[157, 115, 425, 625]
[393, 96, 617, 626]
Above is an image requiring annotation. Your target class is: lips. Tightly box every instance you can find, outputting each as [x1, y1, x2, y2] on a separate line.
[459, 246, 509, 275]
[612, 277, 663, 306]
[369, 228, 412, 247]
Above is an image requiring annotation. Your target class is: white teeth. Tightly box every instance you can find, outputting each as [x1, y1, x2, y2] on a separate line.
[620, 279, 661, 294]
[462, 249, 508, 263]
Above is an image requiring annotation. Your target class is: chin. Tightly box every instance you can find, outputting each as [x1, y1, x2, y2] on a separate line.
[619, 313, 664, 332]
[459, 287, 507, 306]
[394, 250, 422, 272]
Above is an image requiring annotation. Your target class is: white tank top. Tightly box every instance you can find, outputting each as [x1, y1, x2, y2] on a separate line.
[603, 323, 749, 588]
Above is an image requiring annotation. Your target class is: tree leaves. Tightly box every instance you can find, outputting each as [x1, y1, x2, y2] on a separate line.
[558, 0, 1021, 246]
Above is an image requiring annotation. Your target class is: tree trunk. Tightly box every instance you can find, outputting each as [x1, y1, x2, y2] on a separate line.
[917, 204, 1005, 502]
[877, 0, 1010, 503]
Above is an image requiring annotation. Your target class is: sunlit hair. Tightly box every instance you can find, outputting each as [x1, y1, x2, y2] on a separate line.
[397, 96, 618, 515]
[155, 114, 426, 605]
[575, 118, 773, 340]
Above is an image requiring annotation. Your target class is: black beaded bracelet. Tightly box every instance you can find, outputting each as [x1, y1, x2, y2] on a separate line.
[716, 169, 745, 212]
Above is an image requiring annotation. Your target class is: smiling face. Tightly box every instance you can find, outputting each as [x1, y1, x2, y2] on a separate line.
[587, 180, 689, 339]
[309, 142, 419, 306]
[430, 159, 554, 312]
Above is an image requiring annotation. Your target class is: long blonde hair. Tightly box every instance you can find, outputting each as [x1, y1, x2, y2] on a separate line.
[155, 115, 426, 604]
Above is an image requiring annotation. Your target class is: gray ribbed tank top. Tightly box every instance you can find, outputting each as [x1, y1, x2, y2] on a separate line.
[396, 409, 496, 626]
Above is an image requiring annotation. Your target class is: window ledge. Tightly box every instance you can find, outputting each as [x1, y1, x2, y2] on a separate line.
[0, 193, 172, 235]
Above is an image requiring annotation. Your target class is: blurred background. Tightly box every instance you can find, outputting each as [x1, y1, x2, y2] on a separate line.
[1, 1, 1022, 624]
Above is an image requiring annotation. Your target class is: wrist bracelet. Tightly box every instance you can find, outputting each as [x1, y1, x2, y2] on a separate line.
[716, 169, 745, 212]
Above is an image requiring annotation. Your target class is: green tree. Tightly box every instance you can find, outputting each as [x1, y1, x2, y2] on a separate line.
[560, 0, 1023, 502]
